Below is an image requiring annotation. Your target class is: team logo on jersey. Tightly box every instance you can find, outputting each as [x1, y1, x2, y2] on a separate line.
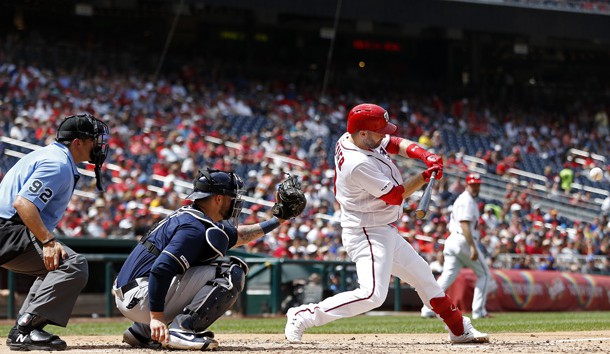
[380, 181, 391, 192]
[180, 255, 190, 269]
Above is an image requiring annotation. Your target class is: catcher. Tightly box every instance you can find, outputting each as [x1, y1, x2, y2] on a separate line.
[113, 168, 306, 350]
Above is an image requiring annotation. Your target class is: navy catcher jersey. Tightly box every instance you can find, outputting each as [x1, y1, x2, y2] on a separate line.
[116, 205, 238, 312]
[0, 142, 80, 230]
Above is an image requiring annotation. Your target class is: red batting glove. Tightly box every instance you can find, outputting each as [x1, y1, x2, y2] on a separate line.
[425, 156, 443, 180]
[422, 165, 442, 182]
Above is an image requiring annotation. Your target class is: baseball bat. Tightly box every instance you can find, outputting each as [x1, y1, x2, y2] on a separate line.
[415, 171, 436, 219]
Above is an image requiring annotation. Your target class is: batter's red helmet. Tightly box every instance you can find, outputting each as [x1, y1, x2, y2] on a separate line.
[347, 103, 397, 134]
[466, 173, 482, 185]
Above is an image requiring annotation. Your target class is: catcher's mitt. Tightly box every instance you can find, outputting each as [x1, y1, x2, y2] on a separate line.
[272, 174, 307, 219]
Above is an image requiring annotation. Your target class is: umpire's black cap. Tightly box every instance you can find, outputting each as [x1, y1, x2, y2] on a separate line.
[56, 114, 105, 142]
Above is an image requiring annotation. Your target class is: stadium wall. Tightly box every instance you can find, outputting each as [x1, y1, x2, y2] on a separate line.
[448, 268, 610, 311]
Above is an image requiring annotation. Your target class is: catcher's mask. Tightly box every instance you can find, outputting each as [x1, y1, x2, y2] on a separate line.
[186, 168, 245, 227]
[56, 114, 110, 192]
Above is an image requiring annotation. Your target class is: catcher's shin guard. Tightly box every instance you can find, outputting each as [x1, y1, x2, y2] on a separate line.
[172, 258, 247, 333]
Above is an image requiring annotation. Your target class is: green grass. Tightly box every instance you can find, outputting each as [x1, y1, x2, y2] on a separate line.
[1, 311, 609, 336]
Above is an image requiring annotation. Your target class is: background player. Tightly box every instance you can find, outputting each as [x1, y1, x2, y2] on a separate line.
[284, 103, 489, 344]
[114, 169, 302, 350]
[421, 173, 491, 319]
[0, 114, 110, 351]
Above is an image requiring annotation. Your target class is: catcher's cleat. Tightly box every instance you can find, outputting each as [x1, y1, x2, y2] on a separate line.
[122, 327, 161, 349]
[7, 326, 67, 351]
[448, 316, 489, 344]
[164, 328, 218, 350]
[285, 306, 308, 343]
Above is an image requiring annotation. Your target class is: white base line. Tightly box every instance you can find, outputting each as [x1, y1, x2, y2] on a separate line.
[553, 337, 610, 343]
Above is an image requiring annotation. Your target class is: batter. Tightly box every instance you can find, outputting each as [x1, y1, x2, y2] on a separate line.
[284, 103, 489, 344]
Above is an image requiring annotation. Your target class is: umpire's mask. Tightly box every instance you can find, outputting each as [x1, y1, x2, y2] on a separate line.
[56, 114, 110, 192]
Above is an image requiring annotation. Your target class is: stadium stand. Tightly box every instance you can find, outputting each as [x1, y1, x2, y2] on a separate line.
[0, 0, 609, 277]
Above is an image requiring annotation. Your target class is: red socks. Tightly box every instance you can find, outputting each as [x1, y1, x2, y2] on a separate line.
[430, 295, 464, 336]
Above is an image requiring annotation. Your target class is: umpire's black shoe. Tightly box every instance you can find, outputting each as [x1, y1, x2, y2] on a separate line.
[7, 327, 67, 351]
[5, 325, 17, 346]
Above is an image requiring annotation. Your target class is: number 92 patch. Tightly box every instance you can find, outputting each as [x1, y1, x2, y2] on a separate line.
[28, 179, 54, 203]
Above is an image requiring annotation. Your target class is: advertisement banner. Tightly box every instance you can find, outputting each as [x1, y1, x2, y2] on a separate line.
[446, 269, 610, 312]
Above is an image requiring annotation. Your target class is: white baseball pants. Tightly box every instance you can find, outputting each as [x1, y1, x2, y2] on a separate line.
[296, 224, 446, 327]
[114, 265, 217, 336]
[436, 233, 490, 317]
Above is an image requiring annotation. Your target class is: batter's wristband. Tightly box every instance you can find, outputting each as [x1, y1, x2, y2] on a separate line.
[42, 237, 56, 245]
[260, 218, 281, 234]
[406, 143, 430, 161]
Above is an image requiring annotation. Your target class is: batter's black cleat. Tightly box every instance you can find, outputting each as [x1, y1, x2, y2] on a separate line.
[7, 327, 67, 351]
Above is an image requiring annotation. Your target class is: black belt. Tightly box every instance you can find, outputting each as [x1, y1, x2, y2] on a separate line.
[118, 279, 140, 294]
[114, 277, 147, 301]
[0, 215, 25, 225]
[114, 278, 144, 300]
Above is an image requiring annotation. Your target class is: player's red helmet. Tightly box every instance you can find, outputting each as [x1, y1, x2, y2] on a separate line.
[466, 173, 482, 185]
[347, 103, 397, 134]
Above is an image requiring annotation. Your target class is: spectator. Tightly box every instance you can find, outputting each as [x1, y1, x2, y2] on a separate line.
[537, 256, 556, 271]
[559, 162, 575, 194]
[428, 251, 445, 275]
[581, 254, 600, 274]
[9, 117, 29, 140]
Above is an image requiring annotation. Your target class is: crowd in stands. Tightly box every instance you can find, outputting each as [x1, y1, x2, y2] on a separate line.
[0, 32, 609, 276]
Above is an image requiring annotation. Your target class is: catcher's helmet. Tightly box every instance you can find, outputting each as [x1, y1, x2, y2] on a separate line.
[186, 169, 245, 226]
[466, 173, 482, 185]
[347, 103, 397, 135]
[56, 114, 110, 191]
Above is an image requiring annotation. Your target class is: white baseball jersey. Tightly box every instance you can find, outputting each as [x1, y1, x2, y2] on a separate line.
[333, 132, 403, 228]
[448, 190, 480, 240]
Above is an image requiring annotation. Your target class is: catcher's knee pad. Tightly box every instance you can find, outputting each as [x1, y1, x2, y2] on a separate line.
[173, 258, 247, 332]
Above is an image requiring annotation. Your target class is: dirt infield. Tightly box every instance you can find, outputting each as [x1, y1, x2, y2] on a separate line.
[0, 331, 609, 354]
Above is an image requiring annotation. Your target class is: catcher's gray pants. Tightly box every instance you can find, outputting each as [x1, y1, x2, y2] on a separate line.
[114, 264, 217, 337]
[0, 219, 89, 327]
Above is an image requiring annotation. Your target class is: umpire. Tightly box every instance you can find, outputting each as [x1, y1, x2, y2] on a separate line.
[0, 114, 110, 351]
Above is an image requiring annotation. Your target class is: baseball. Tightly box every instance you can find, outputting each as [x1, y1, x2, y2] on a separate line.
[589, 167, 604, 181]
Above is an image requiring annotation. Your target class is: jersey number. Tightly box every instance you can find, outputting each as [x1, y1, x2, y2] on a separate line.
[29, 180, 54, 203]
